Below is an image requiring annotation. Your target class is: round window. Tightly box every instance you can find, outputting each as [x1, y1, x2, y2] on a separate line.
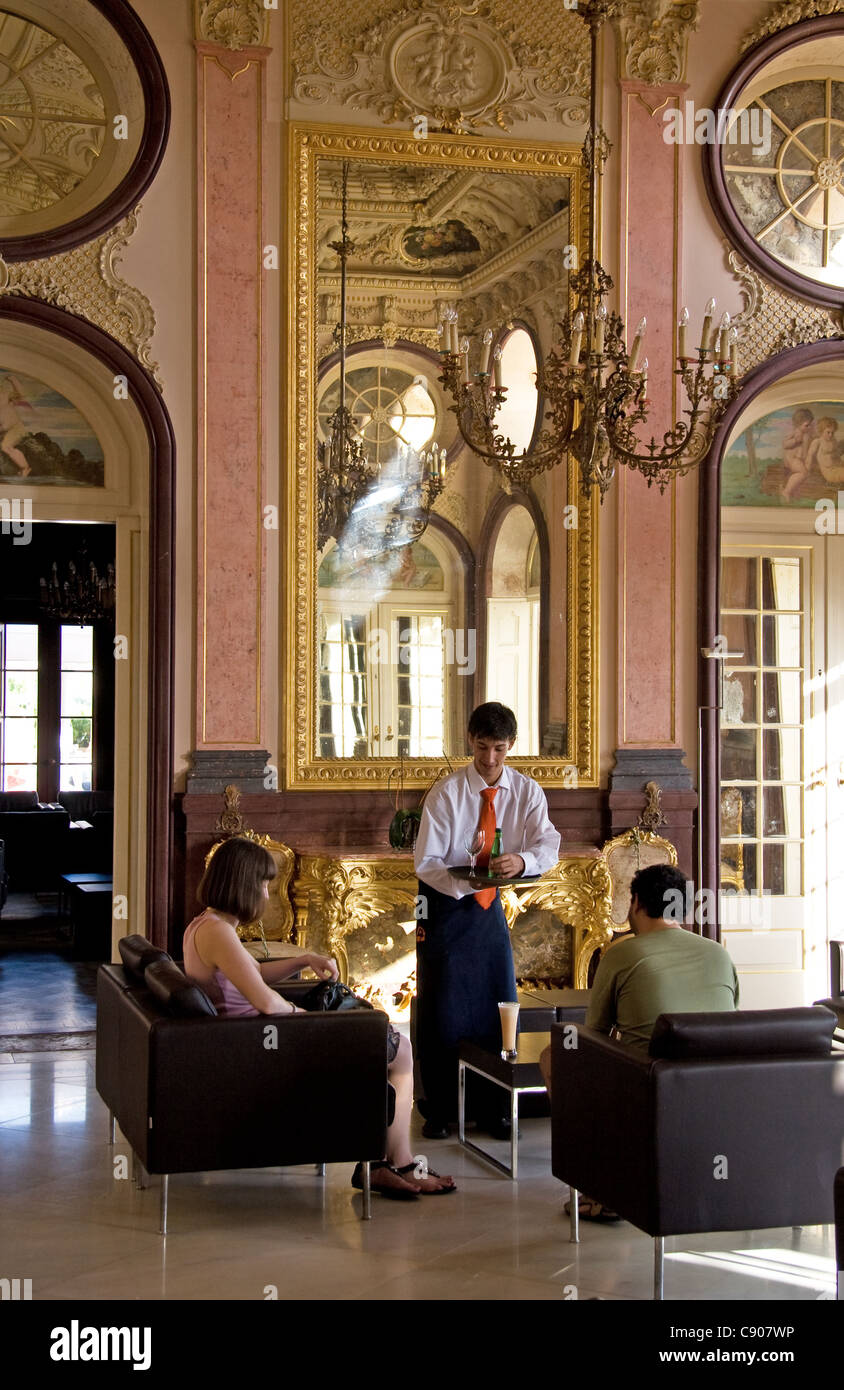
[705, 17, 844, 308]
[0, 2, 168, 259]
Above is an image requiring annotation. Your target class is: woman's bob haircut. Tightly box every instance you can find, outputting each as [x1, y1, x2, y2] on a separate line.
[197, 836, 277, 923]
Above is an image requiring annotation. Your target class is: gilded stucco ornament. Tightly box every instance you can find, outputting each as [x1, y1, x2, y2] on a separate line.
[291, 0, 588, 130]
[742, 0, 844, 52]
[728, 249, 844, 371]
[195, 0, 270, 49]
[612, 0, 700, 84]
[0, 209, 161, 388]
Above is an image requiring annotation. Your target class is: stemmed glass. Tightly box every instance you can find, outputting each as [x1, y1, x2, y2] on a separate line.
[463, 828, 485, 879]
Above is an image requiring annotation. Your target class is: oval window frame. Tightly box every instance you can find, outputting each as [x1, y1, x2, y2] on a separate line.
[0, 0, 170, 262]
[703, 13, 844, 311]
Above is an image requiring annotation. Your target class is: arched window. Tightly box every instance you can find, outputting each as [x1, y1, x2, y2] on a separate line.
[493, 327, 540, 455]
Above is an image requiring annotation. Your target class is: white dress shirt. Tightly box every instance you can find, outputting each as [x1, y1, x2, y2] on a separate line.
[414, 763, 561, 900]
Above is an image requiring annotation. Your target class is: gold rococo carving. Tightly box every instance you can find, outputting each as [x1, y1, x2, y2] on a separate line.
[288, 123, 598, 790]
[612, 0, 700, 85]
[742, 0, 844, 52]
[195, 0, 270, 49]
[296, 851, 614, 996]
[728, 248, 844, 370]
[0, 208, 161, 388]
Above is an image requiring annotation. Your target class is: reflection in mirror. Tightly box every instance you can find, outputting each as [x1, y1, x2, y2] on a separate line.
[314, 153, 574, 761]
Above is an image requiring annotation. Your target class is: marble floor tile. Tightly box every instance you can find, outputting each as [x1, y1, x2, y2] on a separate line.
[0, 1052, 837, 1304]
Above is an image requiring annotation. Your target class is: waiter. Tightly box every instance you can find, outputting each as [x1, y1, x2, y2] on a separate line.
[414, 701, 561, 1139]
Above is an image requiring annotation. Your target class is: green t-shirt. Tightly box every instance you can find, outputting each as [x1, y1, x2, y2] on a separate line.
[585, 928, 740, 1052]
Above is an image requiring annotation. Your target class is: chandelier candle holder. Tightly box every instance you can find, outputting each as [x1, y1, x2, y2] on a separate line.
[437, 0, 746, 500]
[39, 547, 115, 626]
[351, 440, 451, 555]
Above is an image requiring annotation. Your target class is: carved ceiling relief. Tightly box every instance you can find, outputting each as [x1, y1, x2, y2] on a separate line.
[290, 0, 589, 131]
[316, 156, 570, 359]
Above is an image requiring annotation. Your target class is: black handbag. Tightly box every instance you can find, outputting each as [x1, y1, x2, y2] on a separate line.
[300, 979, 400, 1062]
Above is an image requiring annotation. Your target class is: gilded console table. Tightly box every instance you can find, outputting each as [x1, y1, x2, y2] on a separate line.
[291, 850, 615, 1005]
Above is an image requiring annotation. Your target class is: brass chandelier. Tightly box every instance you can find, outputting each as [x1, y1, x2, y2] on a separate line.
[317, 163, 451, 553]
[437, 0, 743, 499]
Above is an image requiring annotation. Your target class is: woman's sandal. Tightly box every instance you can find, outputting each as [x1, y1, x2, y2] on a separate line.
[394, 1163, 457, 1195]
[564, 1196, 621, 1222]
[351, 1160, 419, 1201]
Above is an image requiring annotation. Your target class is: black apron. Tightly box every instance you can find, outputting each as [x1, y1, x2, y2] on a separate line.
[415, 880, 518, 1121]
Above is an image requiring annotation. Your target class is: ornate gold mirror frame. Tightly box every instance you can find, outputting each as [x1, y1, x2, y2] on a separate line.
[286, 123, 598, 790]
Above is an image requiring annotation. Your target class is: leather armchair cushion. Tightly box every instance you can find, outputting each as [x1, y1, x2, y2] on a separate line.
[0, 791, 40, 811]
[649, 1006, 835, 1059]
[118, 933, 171, 982]
[144, 959, 217, 1017]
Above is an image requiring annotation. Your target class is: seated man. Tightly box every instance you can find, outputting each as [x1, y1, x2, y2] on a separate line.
[540, 861, 739, 1218]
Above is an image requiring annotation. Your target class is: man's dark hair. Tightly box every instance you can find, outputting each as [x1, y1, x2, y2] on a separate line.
[629, 863, 689, 920]
[468, 701, 517, 742]
[197, 836, 277, 923]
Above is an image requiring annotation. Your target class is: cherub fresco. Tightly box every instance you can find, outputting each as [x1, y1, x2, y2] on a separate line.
[0, 367, 104, 486]
[721, 400, 844, 507]
[0, 374, 33, 478]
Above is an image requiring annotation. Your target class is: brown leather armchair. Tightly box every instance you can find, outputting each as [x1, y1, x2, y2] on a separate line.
[97, 936, 391, 1233]
[550, 1007, 844, 1299]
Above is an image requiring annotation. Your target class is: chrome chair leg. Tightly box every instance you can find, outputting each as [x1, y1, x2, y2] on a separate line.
[569, 1186, 580, 1244]
[654, 1236, 665, 1300]
[315, 1163, 326, 1177]
[361, 1161, 371, 1220]
[159, 1175, 169, 1236]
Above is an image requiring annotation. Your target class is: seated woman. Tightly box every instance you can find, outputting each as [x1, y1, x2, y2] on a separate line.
[185, 836, 455, 1200]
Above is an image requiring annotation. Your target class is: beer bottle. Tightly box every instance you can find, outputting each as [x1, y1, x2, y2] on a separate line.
[488, 827, 502, 876]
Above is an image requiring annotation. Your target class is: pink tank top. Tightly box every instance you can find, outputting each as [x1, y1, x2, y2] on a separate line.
[182, 911, 259, 1017]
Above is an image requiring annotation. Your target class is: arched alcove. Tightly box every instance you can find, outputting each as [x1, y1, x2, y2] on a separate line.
[0, 294, 175, 947]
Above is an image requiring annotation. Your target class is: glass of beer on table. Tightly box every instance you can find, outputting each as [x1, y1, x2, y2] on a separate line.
[498, 1000, 519, 1060]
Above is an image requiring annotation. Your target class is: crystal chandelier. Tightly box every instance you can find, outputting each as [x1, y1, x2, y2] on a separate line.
[317, 163, 451, 552]
[437, 0, 743, 500]
[39, 544, 115, 625]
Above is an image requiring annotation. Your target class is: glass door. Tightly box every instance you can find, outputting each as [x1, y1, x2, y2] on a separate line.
[719, 544, 827, 1005]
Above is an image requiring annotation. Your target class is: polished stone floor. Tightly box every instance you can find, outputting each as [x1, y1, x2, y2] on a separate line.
[0, 951, 98, 1038]
[0, 1050, 836, 1303]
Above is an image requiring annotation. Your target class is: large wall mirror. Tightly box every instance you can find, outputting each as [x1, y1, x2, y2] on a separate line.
[286, 126, 598, 789]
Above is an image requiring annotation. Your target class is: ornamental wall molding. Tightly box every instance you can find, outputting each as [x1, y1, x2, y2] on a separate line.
[612, 0, 700, 85]
[292, 0, 588, 131]
[194, 0, 270, 49]
[741, 0, 844, 53]
[728, 247, 844, 370]
[0, 209, 162, 388]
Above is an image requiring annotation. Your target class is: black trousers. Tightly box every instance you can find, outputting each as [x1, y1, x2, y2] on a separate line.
[415, 881, 518, 1122]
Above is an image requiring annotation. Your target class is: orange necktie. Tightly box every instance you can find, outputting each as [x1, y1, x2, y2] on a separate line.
[474, 787, 498, 910]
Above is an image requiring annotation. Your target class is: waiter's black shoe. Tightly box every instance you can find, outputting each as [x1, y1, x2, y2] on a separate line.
[422, 1117, 451, 1139]
[481, 1116, 521, 1141]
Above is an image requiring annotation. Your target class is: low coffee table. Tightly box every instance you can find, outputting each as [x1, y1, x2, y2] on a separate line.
[457, 1032, 550, 1179]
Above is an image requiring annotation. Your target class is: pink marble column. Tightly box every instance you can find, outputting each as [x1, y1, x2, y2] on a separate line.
[616, 80, 687, 750]
[194, 41, 269, 756]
